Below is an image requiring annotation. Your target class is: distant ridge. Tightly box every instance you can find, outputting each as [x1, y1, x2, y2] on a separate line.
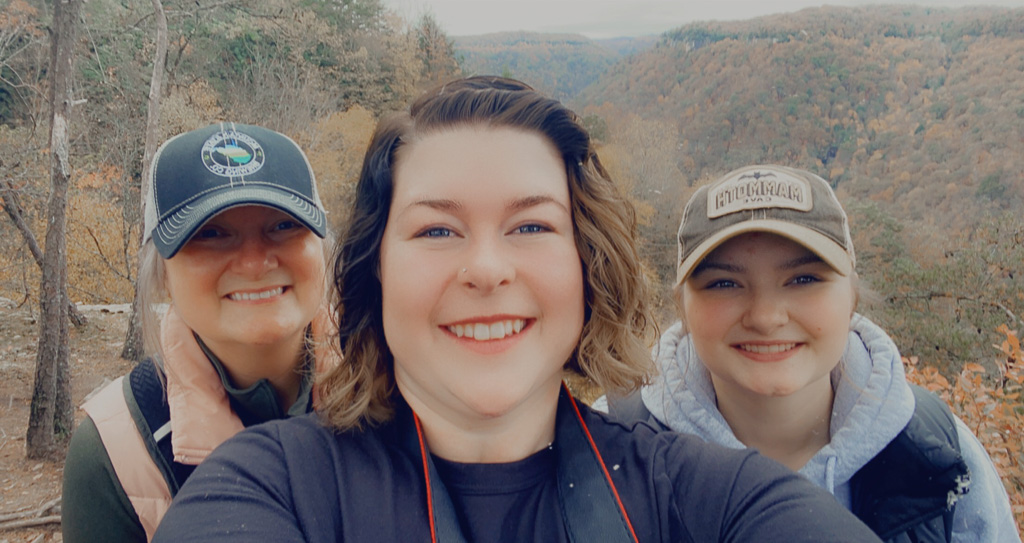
[453, 31, 654, 100]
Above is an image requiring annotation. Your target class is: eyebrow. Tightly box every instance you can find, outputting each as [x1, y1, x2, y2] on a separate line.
[692, 252, 825, 277]
[410, 198, 462, 212]
[408, 195, 568, 214]
[691, 260, 743, 276]
[780, 253, 825, 270]
[508, 194, 568, 213]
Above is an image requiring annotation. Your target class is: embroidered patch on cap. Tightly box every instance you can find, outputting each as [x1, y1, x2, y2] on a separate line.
[707, 168, 813, 218]
[201, 129, 265, 178]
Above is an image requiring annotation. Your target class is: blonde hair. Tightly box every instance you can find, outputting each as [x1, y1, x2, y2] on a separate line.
[136, 241, 169, 363]
[317, 76, 657, 431]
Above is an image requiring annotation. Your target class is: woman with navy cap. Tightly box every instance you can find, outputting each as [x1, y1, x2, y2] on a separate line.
[61, 123, 338, 542]
[152, 80, 882, 542]
[601, 165, 1018, 542]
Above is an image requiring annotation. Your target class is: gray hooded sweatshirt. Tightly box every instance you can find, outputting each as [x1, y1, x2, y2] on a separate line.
[596, 315, 1019, 542]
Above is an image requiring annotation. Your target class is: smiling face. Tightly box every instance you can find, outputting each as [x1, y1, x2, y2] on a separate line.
[163, 205, 325, 359]
[379, 126, 584, 427]
[681, 232, 855, 403]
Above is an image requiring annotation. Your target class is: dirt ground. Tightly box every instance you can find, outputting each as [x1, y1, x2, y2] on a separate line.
[0, 303, 133, 543]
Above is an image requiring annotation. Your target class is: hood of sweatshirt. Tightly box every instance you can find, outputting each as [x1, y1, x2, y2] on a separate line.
[641, 314, 914, 507]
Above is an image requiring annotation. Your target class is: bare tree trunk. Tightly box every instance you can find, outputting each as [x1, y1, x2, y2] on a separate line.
[121, 296, 144, 360]
[121, 0, 168, 361]
[26, 0, 82, 459]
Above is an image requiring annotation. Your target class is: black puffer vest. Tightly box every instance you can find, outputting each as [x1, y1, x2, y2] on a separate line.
[849, 385, 969, 543]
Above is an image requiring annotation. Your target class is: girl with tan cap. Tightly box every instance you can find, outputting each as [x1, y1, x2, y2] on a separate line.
[602, 165, 1018, 543]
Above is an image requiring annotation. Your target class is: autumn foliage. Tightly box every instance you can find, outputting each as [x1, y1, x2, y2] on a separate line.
[0, 0, 459, 309]
[905, 324, 1024, 530]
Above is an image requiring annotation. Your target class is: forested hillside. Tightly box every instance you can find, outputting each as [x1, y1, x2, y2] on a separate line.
[578, 6, 1024, 373]
[454, 32, 624, 100]
[583, 6, 1024, 213]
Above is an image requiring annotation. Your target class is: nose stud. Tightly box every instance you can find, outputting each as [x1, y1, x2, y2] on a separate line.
[460, 268, 468, 275]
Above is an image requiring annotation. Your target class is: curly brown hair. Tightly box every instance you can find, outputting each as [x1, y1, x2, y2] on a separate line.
[317, 76, 657, 430]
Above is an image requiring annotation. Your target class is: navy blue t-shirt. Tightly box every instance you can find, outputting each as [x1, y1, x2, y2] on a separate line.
[434, 446, 565, 541]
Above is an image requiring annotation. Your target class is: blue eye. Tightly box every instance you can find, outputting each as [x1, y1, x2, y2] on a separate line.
[192, 227, 224, 240]
[514, 224, 547, 234]
[419, 227, 453, 238]
[790, 275, 821, 285]
[705, 279, 738, 290]
[274, 219, 301, 231]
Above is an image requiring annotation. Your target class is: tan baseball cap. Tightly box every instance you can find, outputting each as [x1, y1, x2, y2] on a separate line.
[675, 165, 855, 286]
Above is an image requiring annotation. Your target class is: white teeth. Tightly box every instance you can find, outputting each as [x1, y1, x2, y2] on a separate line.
[228, 287, 284, 301]
[448, 319, 525, 341]
[738, 343, 797, 354]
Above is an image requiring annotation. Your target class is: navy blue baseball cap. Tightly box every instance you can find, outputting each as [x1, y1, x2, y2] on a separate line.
[142, 122, 327, 259]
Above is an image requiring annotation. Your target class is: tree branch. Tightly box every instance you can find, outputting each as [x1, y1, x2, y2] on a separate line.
[1, 175, 86, 327]
[0, 515, 61, 531]
[82, 224, 131, 282]
[888, 291, 1023, 326]
[1, 177, 45, 265]
[0, 497, 61, 531]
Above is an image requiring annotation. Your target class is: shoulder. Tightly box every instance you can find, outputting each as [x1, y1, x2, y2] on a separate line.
[580, 404, 883, 542]
[581, 401, 681, 450]
[154, 412, 425, 542]
[211, 411, 337, 459]
[953, 414, 1004, 498]
[949, 416, 1022, 542]
[83, 359, 166, 430]
[156, 414, 340, 536]
[78, 362, 169, 474]
[582, 398, 747, 463]
[596, 390, 671, 430]
[64, 415, 120, 492]
[62, 415, 147, 543]
[857, 385, 965, 478]
[894, 385, 964, 463]
[74, 375, 145, 478]
[185, 412, 399, 487]
[581, 403, 804, 510]
[850, 386, 976, 539]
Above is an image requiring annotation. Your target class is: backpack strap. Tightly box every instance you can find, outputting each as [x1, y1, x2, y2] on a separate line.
[125, 358, 197, 493]
[606, 391, 671, 432]
[850, 384, 969, 542]
[82, 373, 173, 541]
[556, 385, 640, 543]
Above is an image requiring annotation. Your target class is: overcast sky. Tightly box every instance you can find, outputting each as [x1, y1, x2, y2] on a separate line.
[382, 0, 1024, 39]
